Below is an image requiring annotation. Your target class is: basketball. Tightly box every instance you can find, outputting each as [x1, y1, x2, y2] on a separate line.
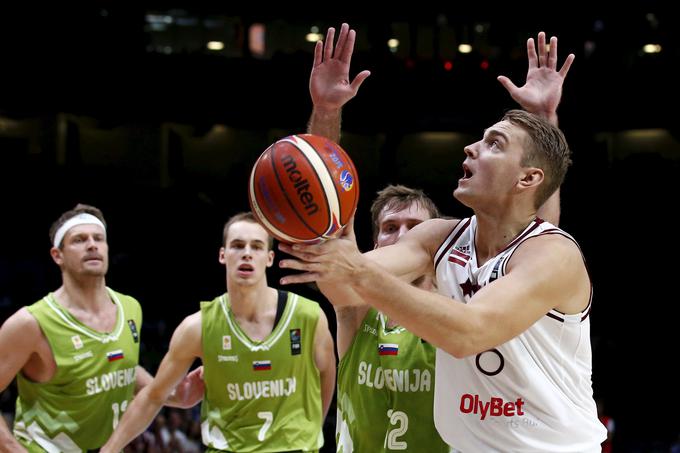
[248, 134, 359, 244]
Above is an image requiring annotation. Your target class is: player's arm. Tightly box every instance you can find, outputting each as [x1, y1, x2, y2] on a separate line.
[290, 218, 450, 358]
[134, 365, 203, 409]
[354, 235, 587, 356]
[281, 222, 588, 356]
[314, 279, 369, 360]
[165, 366, 204, 409]
[0, 309, 44, 452]
[498, 31, 574, 226]
[283, 218, 451, 292]
[133, 365, 153, 394]
[313, 308, 336, 420]
[100, 312, 202, 453]
[331, 302, 370, 360]
[307, 23, 370, 142]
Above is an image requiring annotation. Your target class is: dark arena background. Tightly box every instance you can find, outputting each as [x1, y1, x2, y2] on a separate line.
[0, 4, 678, 452]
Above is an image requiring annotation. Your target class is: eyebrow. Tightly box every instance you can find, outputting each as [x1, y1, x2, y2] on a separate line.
[229, 239, 266, 245]
[482, 127, 510, 143]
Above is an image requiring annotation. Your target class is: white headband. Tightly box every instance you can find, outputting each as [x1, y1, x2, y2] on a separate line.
[53, 213, 107, 248]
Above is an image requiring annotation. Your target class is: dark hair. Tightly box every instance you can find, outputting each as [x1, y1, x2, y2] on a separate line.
[222, 212, 274, 250]
[370, 185, 440, 242]
[502, 110, 572, 208]
[49, 204, 107, 248]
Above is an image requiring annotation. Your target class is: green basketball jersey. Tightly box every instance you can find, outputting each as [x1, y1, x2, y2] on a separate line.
[200, 291, 323, 452]
[13, 289, 142, 452]
[336, 308, 451, 452]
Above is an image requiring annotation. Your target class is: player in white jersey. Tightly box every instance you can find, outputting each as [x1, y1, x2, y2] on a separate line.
[431, 216, 603, 451]
[280, 31, 607, 451]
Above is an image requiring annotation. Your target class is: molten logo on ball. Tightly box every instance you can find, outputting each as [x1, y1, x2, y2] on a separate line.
[281, 154, 319, 216]
[248, 134, 359, 244]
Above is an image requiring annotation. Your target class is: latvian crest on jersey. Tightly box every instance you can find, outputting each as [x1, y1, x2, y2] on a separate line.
[253, 360, 271, 371]
[378, 343, 398, 356]
[448, 247, 470, 267]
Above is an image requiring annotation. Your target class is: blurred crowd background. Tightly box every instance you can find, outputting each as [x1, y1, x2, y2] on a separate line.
[0, 5, 678, 452]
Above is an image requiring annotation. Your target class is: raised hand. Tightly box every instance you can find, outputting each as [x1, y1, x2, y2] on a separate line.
[310, 23, 371, 113]
[497, 31, 575, 125]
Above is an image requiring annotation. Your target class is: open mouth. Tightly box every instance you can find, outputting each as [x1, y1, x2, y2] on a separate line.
[238, 264, 254, 272]
[461, 163, 473, 179]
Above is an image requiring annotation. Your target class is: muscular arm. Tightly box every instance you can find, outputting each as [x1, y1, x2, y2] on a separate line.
[0, 309, 44, 452]
[351, 235, 589, 357]
[281, 222, 589, 357]
[299, 218, 446, 357]
[313, 309, 336, 420]
[101, 312, 202, 453]
[133, 365, 153, 394]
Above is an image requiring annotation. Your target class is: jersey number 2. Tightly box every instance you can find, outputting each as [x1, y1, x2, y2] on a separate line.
[386, 409, 408, 450]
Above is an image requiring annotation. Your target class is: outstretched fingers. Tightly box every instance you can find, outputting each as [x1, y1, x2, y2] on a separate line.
[278, 243, 324, 285]
[558, 53, 575, 78]
[497, 75, 519, 96]
[339, 27, 355, 63]
[313, 40, 323, 68]
[279, 242, 317, 260]
[527, 37, 538, 70]
[334, 23, 350, 61]
[323, 27, 336, 62]
[548, 36, 558, 69]
[350, 70, 371, 93]
[537, 31, 547, 67]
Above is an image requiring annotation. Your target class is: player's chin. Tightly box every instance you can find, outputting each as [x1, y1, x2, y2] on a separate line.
[453, 187, 473, 206]
[82, 268, 107, 277]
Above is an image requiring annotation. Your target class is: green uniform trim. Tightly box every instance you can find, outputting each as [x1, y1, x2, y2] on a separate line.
[200, 291, 323, 452]
[336, 308, 451, 452]
[14, 289, 142, 452]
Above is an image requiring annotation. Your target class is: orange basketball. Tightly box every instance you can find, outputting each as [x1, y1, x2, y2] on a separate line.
[248, 134, 359, 244]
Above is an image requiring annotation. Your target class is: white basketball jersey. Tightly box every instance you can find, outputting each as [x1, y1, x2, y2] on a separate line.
[433, 217, 606, 452]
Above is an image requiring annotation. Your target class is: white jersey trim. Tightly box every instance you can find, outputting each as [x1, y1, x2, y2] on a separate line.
[43, 288, 125, 343]
[219, 293, 298, 351]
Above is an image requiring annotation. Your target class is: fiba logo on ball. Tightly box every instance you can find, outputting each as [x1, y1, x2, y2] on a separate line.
[340, 170, 354, 191]
[248, 134, 359, 244]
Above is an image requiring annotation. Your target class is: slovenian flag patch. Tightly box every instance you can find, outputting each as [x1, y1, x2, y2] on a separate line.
[106, 350, 124, 362]
[253, 360, 271, 371]
[378, 343, 398, 356]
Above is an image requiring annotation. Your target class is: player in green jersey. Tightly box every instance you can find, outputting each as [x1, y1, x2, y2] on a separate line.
[306, 23, 451, 451]
[337, 185, 452, 452]
[0, 203, 203, 452]
[102, 212, 336, 453]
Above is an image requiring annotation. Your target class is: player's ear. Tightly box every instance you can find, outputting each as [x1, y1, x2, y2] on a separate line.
[50, 246, 63, 265]
[518, 167, 544, 190]
[266, 250, 275, 267]
[218, 247, 227, 265]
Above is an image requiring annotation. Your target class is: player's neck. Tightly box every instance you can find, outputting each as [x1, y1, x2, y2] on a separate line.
[227, 283, 277, 322]
[55, 275, 110, 311]
[473, 211, 536, 265]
